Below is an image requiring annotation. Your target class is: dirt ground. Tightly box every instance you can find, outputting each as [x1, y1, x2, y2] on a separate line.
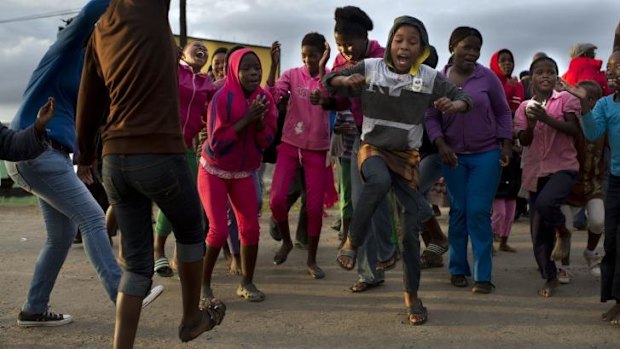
[0, 204, 618, 349]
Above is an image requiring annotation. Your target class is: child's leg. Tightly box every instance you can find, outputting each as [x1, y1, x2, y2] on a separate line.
[228, 176, 260, 281]
[586, 198, 604, 250]
[301, 149, 328, 276]
[492, 199, 506, 238]
[348, 156, 393, 249]
[196, 167, 230, 298]
[442, 161, 471, 278]
[499, 199, 517, 252]
[602, 175, 620, 303]
[339, 157, 353, 243]
[269, 144, 301, 263]
[463, 150, 501, 284]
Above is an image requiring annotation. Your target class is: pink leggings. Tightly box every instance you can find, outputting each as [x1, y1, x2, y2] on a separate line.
[197, 166, 259, 248]
[492, 198, 516, 238]
[270, 143, 327, 237]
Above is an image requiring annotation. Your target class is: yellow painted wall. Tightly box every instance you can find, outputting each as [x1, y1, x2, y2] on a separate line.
[174, 36, 278, 84]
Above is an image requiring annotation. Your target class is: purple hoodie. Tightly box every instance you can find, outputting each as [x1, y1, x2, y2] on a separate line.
[425, 63, 512, 154]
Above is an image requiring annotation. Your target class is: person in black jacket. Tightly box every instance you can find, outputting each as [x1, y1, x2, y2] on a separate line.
[0, 97, 54, 161]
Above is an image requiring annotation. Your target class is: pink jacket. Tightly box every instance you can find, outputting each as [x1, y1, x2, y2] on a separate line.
[203, 49, 277, 172]
[268, 66, 331, 151]
[178, 61, 216, 148]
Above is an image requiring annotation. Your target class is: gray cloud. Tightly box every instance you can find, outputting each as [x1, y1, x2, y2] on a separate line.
[1, 0, 618, 122]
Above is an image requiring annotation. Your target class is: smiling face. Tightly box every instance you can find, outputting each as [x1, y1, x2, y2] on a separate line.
[212, 52, 226, 80]
[334, 32, 367, 62]
[498, 51, 514, 77]
[452, 36, 481, 73]
[301, 45, 322, 76]
[606, 51, 620, 93]
[182, 41, 208, 71]
[531, 59, 558, 95]
[389, 24, 422, 74]
[238, 53, 262, 94]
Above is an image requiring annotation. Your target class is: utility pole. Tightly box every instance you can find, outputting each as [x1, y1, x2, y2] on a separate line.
[179, 0, 187, 47]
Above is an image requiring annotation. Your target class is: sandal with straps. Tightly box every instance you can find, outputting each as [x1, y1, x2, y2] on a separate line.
[407, 300, 428, 326]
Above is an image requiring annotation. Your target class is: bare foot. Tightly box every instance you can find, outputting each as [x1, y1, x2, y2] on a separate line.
[538, 278, 559, 297]
[602, 304, 620, 322]
[551, 228, 571, 261]
[273, 242, 293, 265]
[229, 254, 241, 275]
[499, 244, 517, 253]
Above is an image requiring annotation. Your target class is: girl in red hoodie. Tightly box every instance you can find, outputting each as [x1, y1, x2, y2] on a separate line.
[197, 48, 277, 303]
[489, 49, 525, 252]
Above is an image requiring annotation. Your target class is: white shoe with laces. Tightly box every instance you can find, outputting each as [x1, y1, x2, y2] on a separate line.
[17, 310, 73, 327]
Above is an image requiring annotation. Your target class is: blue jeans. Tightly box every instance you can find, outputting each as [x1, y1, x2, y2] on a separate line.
[602, 174, 620, 302]
[6, 148, 121, 313]
[350, 138, 394, 284]
[351, 156, 422, 292]
[102, 154, 204, 297]
[442, 149, 501, 282]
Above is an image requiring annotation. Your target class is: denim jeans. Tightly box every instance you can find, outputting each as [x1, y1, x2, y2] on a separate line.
[351, 155, 422, 292]
[602, 174, 620, 302]
[102, 154, 204, 297]
[350, 138, 394, 284]
[6, 148, 121, 313]
[442, 149, 501, 282]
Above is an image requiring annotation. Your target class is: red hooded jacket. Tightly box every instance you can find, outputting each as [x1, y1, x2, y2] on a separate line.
[562, 57, 611, 96]
[489, 49, 524, 112]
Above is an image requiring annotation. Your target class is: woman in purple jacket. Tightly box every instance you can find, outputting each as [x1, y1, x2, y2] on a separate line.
[425, 27, 512, 294]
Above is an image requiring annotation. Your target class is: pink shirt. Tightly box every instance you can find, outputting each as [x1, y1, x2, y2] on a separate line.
[268, 66, 331, 151]
[514, 90, 581, 192]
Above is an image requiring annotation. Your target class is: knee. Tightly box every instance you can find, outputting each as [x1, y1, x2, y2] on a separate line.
[363, 171, 391, 195]
[118, 270, 152, 297]
[238, 228, 260, 246]
[589, 220, 604, 235]
[206, 228, 228, 248]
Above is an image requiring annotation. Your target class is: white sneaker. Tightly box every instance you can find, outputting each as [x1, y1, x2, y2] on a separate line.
[142, 285, 164, 309]
[584, 250, 603, 277]
[17, 310, 73, 327]
[557, 267, 572, 284]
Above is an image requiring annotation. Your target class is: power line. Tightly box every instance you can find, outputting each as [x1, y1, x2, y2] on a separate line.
[0, 8, 80, 24]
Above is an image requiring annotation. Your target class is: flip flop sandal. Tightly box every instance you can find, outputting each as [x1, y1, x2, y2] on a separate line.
[154, 257, 174, 277]
[407, 300, 428, 326]
[236, 284, 266, 302]
[376, 250, 399, 272]
[336, 248, 357, 271]
[420, 251, 444, 269]
[426, 242, 448, 256]
[142, 285, 164, 309]
[350, 280, 384, 293]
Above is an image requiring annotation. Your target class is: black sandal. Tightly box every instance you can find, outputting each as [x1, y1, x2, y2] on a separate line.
[407, 300, 428, 326]
[376, 250, 399, 272]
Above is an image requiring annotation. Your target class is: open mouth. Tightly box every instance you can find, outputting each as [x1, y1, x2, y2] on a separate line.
[395, 54, 410, 67]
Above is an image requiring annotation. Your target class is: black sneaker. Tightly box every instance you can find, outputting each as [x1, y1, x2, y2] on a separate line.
[472, 282, 495, 294]
[17, 310, 73, 327]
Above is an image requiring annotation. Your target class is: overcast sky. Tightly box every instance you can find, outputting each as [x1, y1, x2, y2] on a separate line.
[1, 0, 618, 122]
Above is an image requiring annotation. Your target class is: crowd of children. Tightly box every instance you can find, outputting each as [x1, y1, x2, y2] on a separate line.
[2, 0, 620, 346]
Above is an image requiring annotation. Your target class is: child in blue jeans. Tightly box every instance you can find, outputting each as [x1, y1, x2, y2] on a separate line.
[570, 49, 620, 325]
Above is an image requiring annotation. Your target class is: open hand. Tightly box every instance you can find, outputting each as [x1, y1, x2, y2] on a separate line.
[34, 97, 55, 134]
[270, 41, 281, 66]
